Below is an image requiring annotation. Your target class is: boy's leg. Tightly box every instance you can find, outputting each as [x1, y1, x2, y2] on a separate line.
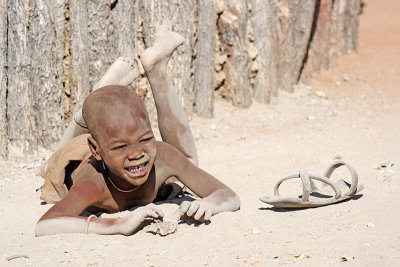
[140, 25, 198, 166]
[56, 57, 139, 150]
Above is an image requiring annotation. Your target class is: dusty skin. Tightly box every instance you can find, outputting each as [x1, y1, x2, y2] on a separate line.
[1, 0, 400, 265]
[35, 26, 240, 237]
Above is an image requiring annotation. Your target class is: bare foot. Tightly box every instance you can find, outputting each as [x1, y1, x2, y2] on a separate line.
[140, 25, 185, 73]
[93, 57, 139, 90]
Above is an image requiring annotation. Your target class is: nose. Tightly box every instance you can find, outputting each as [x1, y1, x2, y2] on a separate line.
[126, 145, 145, 160]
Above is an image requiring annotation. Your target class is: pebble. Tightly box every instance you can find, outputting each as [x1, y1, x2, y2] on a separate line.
[342, 73, 350, 81]
[366, 222, 376, 228]
[307, 115, 315, 120]
[336, 81, 341, 86]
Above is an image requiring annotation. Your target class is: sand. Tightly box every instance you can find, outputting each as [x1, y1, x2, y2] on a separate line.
[1, 0, 400, 266]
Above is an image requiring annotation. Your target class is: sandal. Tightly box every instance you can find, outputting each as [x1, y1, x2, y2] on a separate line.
[260, 161, 362, 208]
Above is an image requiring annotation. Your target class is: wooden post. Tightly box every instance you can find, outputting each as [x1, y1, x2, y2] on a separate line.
[7, 0, 37, 151]
[69, 0, 90, 114]
[276, 0, 316, 92]
[0, 0, 8, 158]
[139, 0, 196, 116]
[194, 0, 216, 118]
[28, 0, 65, 147]
[251, 0, 279, 103]
[219, 0, 252, 108]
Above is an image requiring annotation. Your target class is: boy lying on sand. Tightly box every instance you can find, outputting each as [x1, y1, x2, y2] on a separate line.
[36, 26, 240, 236]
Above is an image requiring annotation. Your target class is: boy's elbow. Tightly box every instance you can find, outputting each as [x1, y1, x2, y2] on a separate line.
[35, 220, 45, 237]
[231, 193, 241, 211]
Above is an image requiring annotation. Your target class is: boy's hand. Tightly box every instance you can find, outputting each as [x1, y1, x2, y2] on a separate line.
[118, 203, 164, 235]
[174, 200, 212, 222]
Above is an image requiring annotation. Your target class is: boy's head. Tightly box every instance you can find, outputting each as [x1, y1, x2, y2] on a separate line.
[82, 85, 156, 187]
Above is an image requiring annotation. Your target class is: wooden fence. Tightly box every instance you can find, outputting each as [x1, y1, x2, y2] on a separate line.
[0, 0, 360, 158]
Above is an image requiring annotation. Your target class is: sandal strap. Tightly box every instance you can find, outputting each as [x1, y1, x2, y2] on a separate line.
[273, 171, 342, 201]
[324, 161, 358, 197]
[299, 169, 311, 202]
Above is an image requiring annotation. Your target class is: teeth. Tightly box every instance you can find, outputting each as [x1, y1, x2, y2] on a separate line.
[127, 163, 145, 172]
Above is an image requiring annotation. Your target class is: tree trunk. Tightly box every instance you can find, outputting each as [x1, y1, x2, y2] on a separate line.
[276, 0, 316, 92]
[109, 1, 139, 59]
[139, 0, 195, 116]
[0, 0, 8, 158]
[300, 0, 360, 82]
[194, 0, 216, 118]
[28, 0, 65, 147]
[69, 0, 90, 114]
[251, 0, 279, 103]
[333, 0, 360, 55]
[7, 0, 36, 151]
[218, 0, 252, 108]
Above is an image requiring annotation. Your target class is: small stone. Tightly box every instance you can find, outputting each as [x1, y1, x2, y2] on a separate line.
[145, 220, 178, 236]
[307, 116, 315, 120]
[364, 242, 372, 247]
[342, 73, 350, 81]
[336, 81, 341, 86]
[250, 228, 261, 235]
[210, 124, 217, 131]
[366, 222, 375, 228]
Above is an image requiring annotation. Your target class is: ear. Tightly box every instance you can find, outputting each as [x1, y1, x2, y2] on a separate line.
[87, 136, 102, 161]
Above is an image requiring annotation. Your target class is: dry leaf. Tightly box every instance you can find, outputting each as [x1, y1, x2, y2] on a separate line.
[340, 256, 354, 262]
[294, 253, 310, 259]
[314, 90, 327, 98]
[380, 161, 393, 168]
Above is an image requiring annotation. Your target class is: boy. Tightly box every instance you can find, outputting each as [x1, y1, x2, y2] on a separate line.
[35, 26, 240, 236]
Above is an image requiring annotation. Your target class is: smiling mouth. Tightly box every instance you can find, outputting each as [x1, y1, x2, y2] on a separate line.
[125, 162, 149, 177]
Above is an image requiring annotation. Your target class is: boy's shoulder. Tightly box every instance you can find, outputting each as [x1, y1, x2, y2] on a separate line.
[72, 157, 107, 192]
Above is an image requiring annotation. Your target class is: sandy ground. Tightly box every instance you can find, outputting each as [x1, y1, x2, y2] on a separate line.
[1, 0, 400, 266]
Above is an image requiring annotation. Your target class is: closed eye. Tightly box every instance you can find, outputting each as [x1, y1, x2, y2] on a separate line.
[139, 136, 154, 144]
[112, 144, 127, 150]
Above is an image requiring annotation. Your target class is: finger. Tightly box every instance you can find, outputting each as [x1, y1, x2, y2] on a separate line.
[172, 207, 183, 221]
[194, 205, 206, 221]
[179, 201, 191, 214]
[187, 201, 200, 217]
[143, 209, 160, 219]
[204, 209, 212, 221]
[148, 204, 164, 218]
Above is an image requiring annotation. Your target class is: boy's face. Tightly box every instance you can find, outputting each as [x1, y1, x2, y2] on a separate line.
[96, 114, 156, 188]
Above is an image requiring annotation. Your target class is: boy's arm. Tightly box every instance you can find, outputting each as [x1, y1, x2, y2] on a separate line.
[36, 181, 163, 236]
[158, 143, 240, 221]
